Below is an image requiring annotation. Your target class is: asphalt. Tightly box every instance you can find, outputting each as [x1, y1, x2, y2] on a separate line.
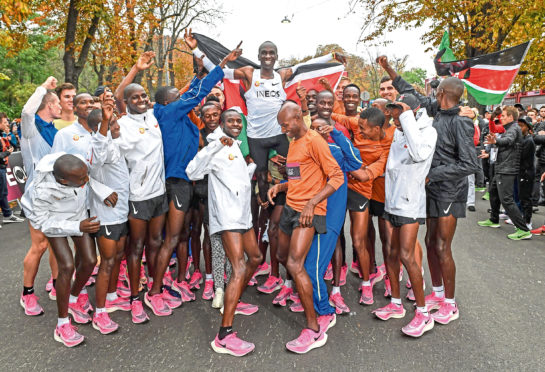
[1, 195, 544, 371]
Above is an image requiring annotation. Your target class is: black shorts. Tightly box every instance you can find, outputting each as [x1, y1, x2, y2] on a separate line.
[426, 198, 466, 219]
[191, 180, 208, 209]
[95, 222, 129, 241]
[369, 199, 384, 217]
[279, 204, 327, 235]
[219, 227, 253, 235]
[347, 188, 370, 212]
[248, 134, 289, 172]
[129, 194, 169, 221]
[166, 178, 193, 213]
[383, 212, 425, 228]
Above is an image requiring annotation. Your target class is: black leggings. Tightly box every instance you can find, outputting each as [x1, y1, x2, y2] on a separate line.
[248, 134, 289, 172]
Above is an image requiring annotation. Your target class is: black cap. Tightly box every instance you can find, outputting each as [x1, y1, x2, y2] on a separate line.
[386, 93, 420, 111]
[94, 85, 107, 97]
[518, 116, 533, 129]
[514, 103, 524, 110]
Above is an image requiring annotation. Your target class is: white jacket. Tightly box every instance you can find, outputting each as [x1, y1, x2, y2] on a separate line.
[20, 152, 113, 237]
[51, 121, 94, 161]
[186, 128, 256, 235]
[88, 132, 130, 225]
[114, 110, 165, 202]
[385, 109, 437, 219]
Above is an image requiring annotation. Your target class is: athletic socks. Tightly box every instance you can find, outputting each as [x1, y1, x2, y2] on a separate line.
[23, 286, 34, 296]
[106, 292, 118, 302]
[361, 280, 371, 287]
[391, 297, 402, 306]
[69, 295, 78, 304]
[331, 286, 341, 295]
[218, 326, 233, 340]
[95, 307, 107, 314]
[432, 285, 445, 298]
[81, 288, 88, 295]
[416, 306, 429, 316]
[445, 298, 456, 305]
[205, 273, 213, 280]
[284, 280, 293, 289]
[57, 317, 69, 327]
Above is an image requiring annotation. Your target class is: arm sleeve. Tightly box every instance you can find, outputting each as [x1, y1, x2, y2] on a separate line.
[88, 177, 115, 203]
[89, 132, 120, 169]
[186, 140, 224, 180]
[32, 188, 82, 237]
[489, 118, 505, 134]
[330, 128, 362, 172]
[399, 111, 437, 163]
[495, 125, 517, 147]
[392, 76, 439, 117]
[172, 66, 225, 117]
[309, 136, 344, 190]
[331, 113, 363, 144]
[364, 147, 389, 181]
[427, 119, 480, 182]
[21, 86, 47, 139]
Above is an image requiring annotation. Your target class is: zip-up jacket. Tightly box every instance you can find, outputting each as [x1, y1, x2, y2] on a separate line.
[115, 109, 165, 202]
[385, 109, 437, 218]
[519, 134, 535, 180]
[393, 75, 480, 202]
[533, 122, 545, 166]
[493, 121, 522, 175]
[154, 65, 224, 181]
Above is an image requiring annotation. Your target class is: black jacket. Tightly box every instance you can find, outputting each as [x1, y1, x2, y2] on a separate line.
[533, 122, 545, 166]
[392, 76, 480, 202]
[494, 121, 522, 175]
[519, 134, 535, 180]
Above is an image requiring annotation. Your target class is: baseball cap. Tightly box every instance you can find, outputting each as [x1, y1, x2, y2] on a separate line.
[386, 93, 420, 111]
[518, 116, 533, 129]
[93, 85, 109, 97]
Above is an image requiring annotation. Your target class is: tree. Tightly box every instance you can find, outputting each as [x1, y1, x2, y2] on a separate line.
[401, 67, 427, 88]
[351, 0, 545, 94]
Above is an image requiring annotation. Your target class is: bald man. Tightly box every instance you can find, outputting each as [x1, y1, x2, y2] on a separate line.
[378, 56, 479, 325]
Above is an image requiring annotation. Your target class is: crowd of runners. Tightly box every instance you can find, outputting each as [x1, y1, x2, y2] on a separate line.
[12, 29, 543, 356]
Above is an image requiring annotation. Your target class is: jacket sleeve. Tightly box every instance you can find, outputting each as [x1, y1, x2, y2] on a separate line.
[392, 76, 439, 117]
[32, 186, 82, 237]
[21, 86, 47, 139]
[89, 133, 120, 169]
[489, 118, 505, 134]
[330, 128, 362, 172]
[309, 135, 344, 190]
[88, 177, 115, 204]
[331, 113, 364, 145]
[427, 118, 480, 182]
[495, 124, 518, 147]
[186, 140, 224, 180]
[172, 66, 225, 117]
[399, 111, 437, 163]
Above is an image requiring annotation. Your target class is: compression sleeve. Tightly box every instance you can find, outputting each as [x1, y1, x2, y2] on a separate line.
[193, 47, 216, 72]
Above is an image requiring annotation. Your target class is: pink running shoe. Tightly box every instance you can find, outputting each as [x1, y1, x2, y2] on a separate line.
[318, 313, 336, 332]
[384, 276, 392, 297]
[54, 321, 84, 347]
[289, 298, 304, 313]
[339, 264, 348, 286]
[163, 270, 174, 287]
[68, 301, 92, 324]
[140, 264, 147, 285]
[92, 312, 119, 335]
[85, 276, 95, 287]
[202, 279, 214, 300]
[406, 277, 412, 289]
[424, 292, 445, 312]
[92, 265, 99, 276]
[144, 292, 172, 316]
[162, 287, 182, 309]
[171, 280, 196, 302]
[105, 296, 131, 312]
[20, 293, 44, 316]
[370, 270, 384, 288]
[247, 276, 257, 286]
[116, 280, 131, 298]
[324, 263, 333, 280]
[189, 270, 203, 290]
[377, 264, 386, 276]
[399, 266, 404, 282]
[359, 285, 373, 305]
[211, 332, 255, 357]
[220, 301, 259, 316]
[119, 261, 128, 282]
[185, 257, 192, 280]
[254, 262, 270, 277]
[431, 302, 459, 325]
[45, 276, 54, 292]
[169, 258, 176, 267]
[131, 299, 150, 324]
[49, 287, 57, 301]
[329, 292, 350, 315]
[273, 285, 293, 306]
[406, 288, 415, 301]
[78, 293, 93, 313]
[402, 309, 434, 337]
[372, 302, 406, 320]
[257, 275, 283, 294]
[286, 328, 327, 354]
[350, 261, 362, 277]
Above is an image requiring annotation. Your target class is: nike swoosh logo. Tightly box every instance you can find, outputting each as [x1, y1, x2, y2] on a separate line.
[443, 202, 452, 214]
[175, 195, 182, 208]
[359, 201, 368, 210]
[105, 226, 112, 236]
[272, 82, 279, 86]
[132, 202, 138, 215]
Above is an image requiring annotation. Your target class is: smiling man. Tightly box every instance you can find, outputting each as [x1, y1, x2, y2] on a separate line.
[53, 83, 77, 130]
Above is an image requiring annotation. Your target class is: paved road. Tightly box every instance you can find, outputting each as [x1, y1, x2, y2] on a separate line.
[1, 196, 544, 371]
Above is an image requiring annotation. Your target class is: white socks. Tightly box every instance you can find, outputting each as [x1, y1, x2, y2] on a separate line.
[284, 280, 293, 288]
[391, 297, 402, 306]
[331, 286, 341, 295]
[432, 285, 445, 298]
[57, 317, 69, 327]
[361, 280, 371, 287]
[80, 288, 88, 295]
[69, 295, 78, 304]
[95, 307, 107, 314]
[205, 273, 213, 280]
[416, 306, 429, 315]
[445, 298, 456, 305]
[106, 292, 118, 302]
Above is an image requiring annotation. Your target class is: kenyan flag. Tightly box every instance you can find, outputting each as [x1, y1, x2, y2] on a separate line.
[434, 39, 532, 105]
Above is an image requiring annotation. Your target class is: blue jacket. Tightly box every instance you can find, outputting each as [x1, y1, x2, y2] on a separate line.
[154, 66, 224, 181]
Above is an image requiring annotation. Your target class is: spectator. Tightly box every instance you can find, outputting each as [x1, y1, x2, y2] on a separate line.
[517, 116, 535, 228]
[53, 82, 77, 130]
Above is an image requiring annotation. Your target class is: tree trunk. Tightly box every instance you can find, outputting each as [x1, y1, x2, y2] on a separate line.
[168, 50, 175, 86]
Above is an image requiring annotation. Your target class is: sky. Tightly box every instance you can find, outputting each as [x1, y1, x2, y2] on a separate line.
[200, 0, 437, 77]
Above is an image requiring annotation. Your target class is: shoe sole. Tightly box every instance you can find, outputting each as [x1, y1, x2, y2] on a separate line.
[210, 340, 254, 357]
[212, 300, 223, 309]
[508, 235, 532, 240]
[257, 284, 282, 294]
[254, 269, 270, 277]
[286, 333, 328, 354]
[20, 298, 44, 316]
[53, 330, 84, 347]
[402, 319, 435, 337]
[49, 292, 57, 301]
[132, 316, 150, 324]
[433, 311, 459, 325]
[3, 220, 24, 223]
[92, 321, 118, 335]
[324, 315, 336, 331]
[220, 307, 258, 316]
[106, 305, 131, 313]
[373, 309, 406, 321]
[144, 296, 172, 316]
[478, 224, 501, 228]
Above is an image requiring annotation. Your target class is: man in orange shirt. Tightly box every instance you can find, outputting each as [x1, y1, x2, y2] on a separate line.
[268, 101, 343, 354]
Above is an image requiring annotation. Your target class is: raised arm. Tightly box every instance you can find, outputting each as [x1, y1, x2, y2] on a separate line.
[21, 77, 57, 139]
[114, 51, 155, 114]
